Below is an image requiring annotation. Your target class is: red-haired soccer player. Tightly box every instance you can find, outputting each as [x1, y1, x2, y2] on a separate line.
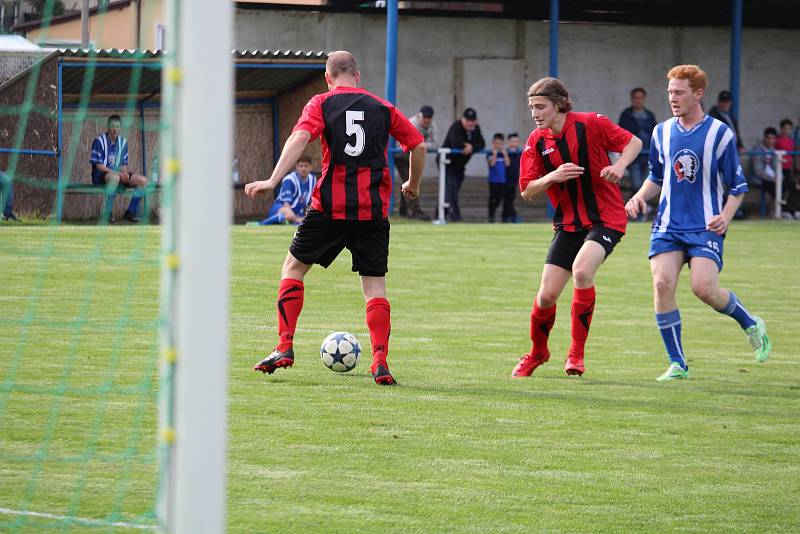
[245, 51, 426, 385]
[512, 77, 642, 377]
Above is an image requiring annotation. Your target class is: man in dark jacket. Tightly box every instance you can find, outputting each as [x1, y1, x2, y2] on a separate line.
[709, 90, 744, 152]
[618, 87, 657, 197]
[441, 107, 485, 221]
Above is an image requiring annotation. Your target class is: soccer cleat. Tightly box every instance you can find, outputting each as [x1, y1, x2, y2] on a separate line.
[656, 363, 689, 382]
[565, 352, 585, 376]
[511, 351, 550, 378]
[371, 363, 397, 385]
[254, 347, 294, 374]
[745, 316, 771, 362]
[122, 211, 141, 223]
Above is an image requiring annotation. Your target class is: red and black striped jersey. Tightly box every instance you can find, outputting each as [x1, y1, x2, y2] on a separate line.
[520, 112, 633, 233]
[293, 86, 424, 220]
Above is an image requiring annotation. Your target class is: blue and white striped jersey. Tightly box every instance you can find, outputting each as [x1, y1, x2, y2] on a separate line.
[90, 133, 128, 171]
[647, 115, 748, 233]
[275, 171, 317, 215]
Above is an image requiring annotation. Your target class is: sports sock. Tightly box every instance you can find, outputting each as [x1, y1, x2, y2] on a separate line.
[366, 297, 391, 367]
[656, 309, 686, 370]
[126, 194, 142, 215]
[530, 301, 556, 358]
[276, 278, 304, 352]
[260, 212, 286, 225]
[714, 291, 757, 330]
[569, 286, 595, 356]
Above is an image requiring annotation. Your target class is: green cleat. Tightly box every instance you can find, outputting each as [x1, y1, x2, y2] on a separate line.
[745, 316, 771, 362]
[656, 363, 689, 382]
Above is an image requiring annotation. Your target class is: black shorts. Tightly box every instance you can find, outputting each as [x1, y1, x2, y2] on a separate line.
[91, 170, 139, 186]
[545, 226, 624, 271]
[289, 210, 390, 277]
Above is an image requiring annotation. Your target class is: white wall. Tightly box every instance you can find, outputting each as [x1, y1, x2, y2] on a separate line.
[236, 9, 800, 173]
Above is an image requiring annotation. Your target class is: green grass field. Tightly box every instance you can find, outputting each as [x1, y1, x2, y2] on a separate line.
[1, 221, 798, 532]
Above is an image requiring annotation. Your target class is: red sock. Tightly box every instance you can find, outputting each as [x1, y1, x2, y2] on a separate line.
[530, 301, 557, 357]
[366, 298, 391, 367]
[570, 286, 596, 356]
[276, 278, 304, 351]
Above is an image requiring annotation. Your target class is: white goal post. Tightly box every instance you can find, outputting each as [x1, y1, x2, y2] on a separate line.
[157, 1, 233, 533]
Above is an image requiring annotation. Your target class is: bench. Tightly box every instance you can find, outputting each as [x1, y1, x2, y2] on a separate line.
[61, 182, 160, 223]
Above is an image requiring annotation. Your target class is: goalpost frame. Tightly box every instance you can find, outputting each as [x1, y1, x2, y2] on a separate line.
[157, 1, 233, 533]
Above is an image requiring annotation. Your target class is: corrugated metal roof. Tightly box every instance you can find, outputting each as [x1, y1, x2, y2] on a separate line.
[56, 48, 329, 60]
[50, 48, 327, 100]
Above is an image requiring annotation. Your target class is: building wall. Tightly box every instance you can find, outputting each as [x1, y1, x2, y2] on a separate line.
[21, 1, 170, 50]
[235, 9, 800, 176]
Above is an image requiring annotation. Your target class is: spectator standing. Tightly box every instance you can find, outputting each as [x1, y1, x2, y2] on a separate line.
[709, 90, 744, 153]
[775, 119, 794, 183]
[503, 133, 521, 222]
[441, 108, 485, 221]
[618, 88, 657, 197]
[394, 105, 436, 220]
[1, 170, 18, 221]
[486, 133, 509, 222]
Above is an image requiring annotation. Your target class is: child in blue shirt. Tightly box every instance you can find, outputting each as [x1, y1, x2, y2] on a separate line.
[487, 133, 510, 222]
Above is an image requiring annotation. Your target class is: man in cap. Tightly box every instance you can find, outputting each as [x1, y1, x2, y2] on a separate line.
[441, 107, 485, 221]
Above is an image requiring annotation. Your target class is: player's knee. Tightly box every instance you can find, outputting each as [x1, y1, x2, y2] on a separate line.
[537, 292, 558, 308]
[653, 276, 676, 297]
[691, 280, 715, 303]
[571, 267, 594, 288]
[106, 173, 120, 186]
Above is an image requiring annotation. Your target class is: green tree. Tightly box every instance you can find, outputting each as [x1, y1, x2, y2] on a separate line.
[28, 0, 66, 20]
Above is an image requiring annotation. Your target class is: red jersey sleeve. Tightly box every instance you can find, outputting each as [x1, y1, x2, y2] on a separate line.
[593, 113, 632, 153]
[519, 132, 545, 192]
[388, 107, 425, 152]
[292, 94, 326, 140]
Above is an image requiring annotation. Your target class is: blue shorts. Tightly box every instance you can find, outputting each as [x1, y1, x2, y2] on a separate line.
[649, 231, 725, 271]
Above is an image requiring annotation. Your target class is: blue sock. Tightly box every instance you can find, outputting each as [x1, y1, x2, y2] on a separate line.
[127, 195, 142, 215]
[715, 291, 756, 330]
[656, 309, 686, 370]
[259, 212, 285, 225]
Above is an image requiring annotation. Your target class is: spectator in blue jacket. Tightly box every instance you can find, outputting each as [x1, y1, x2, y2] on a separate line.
[618, 88, 657, 196]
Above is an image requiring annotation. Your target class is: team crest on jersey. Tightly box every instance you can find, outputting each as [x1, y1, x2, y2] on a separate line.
[671, 149, 699, 183]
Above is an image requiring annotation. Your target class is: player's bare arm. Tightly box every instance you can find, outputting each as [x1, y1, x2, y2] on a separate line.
[600, 135, 642, 184]
[625, 179, 661, 218]
[401, 141, 426, 199]
[245, 130, 311, 198]
[521, 163, 584, 201]
[707, 193, 743, 235]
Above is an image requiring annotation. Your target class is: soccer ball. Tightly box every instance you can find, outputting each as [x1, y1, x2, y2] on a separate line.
[320, 332, 361, 373]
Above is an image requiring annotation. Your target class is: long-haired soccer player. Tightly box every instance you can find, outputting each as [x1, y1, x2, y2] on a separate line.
[625, 65, 770, 381]
[512, 78, 642, 378]
[245, 51, 426, 385]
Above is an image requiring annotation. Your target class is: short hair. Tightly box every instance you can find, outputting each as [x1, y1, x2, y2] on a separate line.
[764, 127, 778, 137]
[780, 118, 793, 128]
[297, 155, 312, 164]
[527, 77, 573, 113]
[492, 133, 505, 141]
[630, 87, 647, 97]
[507, 132, 519, 139]
[326, 51, 358, 79]
[666, 65, 708, 92]
[107, 114, 122, 126]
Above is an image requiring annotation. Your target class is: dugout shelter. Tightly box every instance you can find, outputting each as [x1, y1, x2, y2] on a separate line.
[0, 47, 327, 222]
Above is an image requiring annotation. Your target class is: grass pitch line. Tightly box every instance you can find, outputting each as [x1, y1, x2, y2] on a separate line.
[0, 507, 156, 530]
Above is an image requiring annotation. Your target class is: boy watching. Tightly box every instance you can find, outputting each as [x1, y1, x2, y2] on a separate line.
[487, 133, 510, 222]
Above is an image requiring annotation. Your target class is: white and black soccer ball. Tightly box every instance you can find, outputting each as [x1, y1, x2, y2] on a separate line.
[320, 332, 361, 373]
